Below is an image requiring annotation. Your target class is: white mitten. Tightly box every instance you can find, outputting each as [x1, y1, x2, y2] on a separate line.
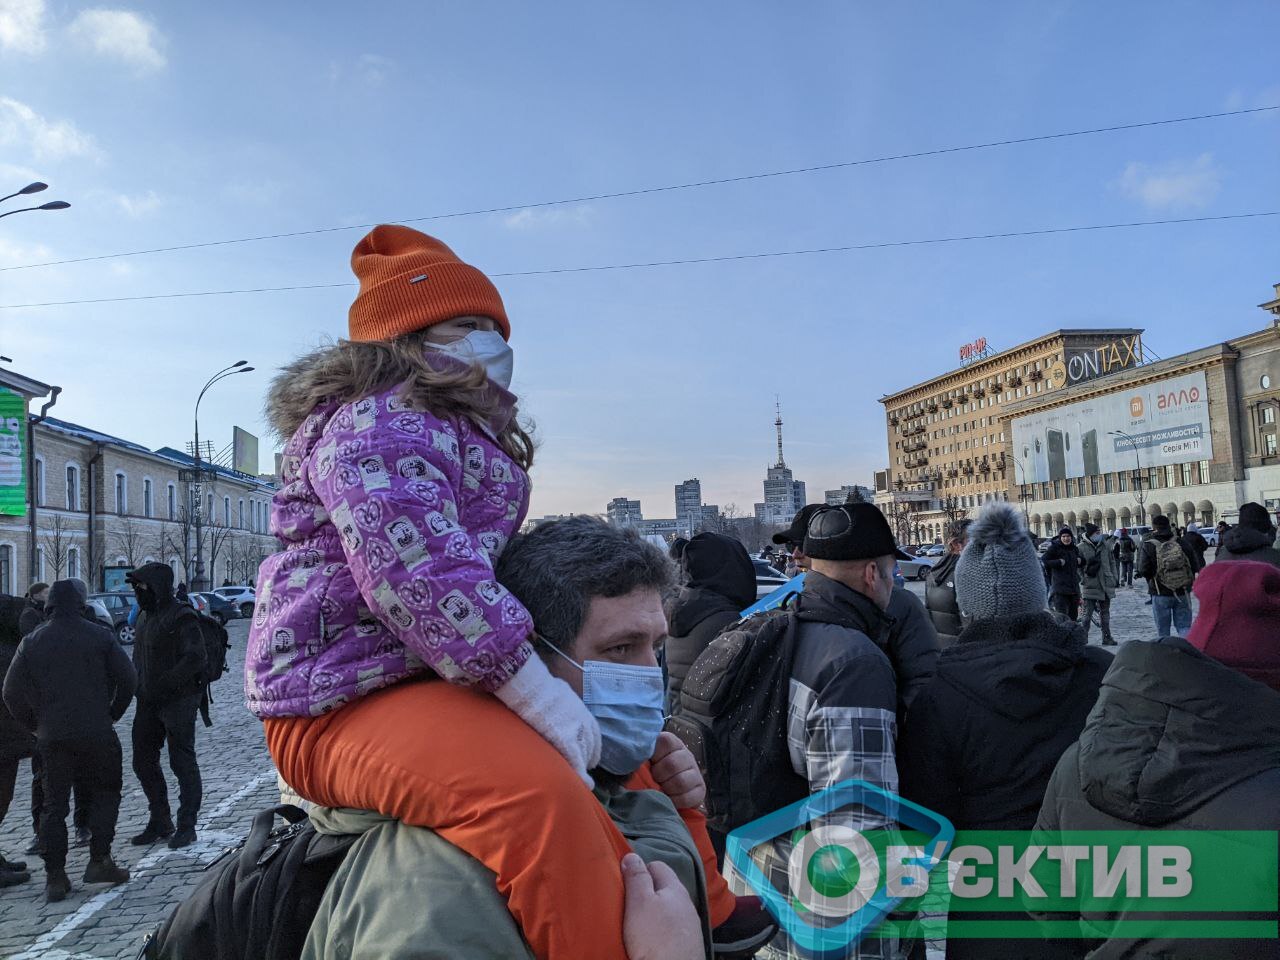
[495, 655, 602, 786]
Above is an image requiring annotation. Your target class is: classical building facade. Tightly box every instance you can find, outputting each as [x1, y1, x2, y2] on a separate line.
[0, 385, 278, 597]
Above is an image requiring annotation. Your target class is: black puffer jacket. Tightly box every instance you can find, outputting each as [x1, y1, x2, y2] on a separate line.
[884, 586, 938, 719]
[924, 552, 963, 647]
[1214, 524, 1280, 568]
[664, 533, 756, 710]
[1035, 639, 1280, 959]
[17, 598, 44, 638]
[1042, 539, 1083, 596]
[2, 580, 136, 743]
[130, 562, 207, 704]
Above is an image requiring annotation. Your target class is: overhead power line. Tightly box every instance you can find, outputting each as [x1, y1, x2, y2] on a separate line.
[2, 104, 1276, 274]
[1, 210, 1274, 309]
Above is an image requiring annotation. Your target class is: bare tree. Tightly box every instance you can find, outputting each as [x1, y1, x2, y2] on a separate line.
[112, 516, 146, 569]
[940, 495, 968, 527]
[40, 514, 73, 579]
[205, 522, 235, 588]
[165, 506, 195, 580]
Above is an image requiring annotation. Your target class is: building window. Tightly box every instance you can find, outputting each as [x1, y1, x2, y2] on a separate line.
[1264, 406, 1277, 425]
[1090, 475, 1099, 495]
[36, 546, 45, 581]
[1104, 474, 1113, 494]
[1263, 374, 1273, 390]
[67, 547, 78, 581]
[1181, 463, 1193, 486]
[223, 496, 231, 525]
[1198, 459, 1210, 482]
[115, 472, 127, 514]
[168, 483, 177, 520]
[1163, 465, 1177, 488]
[66, 465, 79, 510]
[1053, 480, 1062, 499]
[143, 478, 154, 518]
[1267, 434, 1278, 456]
[33, 456, 45, 507]
[1148, 468, 1160, 490]
[207, 493, 214, 519]
[1118, 472, 1127, 492]
[239, 498, 245, 529]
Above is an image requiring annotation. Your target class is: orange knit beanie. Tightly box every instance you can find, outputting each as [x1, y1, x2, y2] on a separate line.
[347, 225, 510, 342]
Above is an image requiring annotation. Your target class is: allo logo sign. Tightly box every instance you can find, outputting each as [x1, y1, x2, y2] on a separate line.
[1129, 396, 1144, 418]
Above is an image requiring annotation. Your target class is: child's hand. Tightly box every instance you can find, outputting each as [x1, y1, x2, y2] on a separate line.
[648, 732, 706, 810]
[496, 656, 601, 785]
[621, 853, 703, 960]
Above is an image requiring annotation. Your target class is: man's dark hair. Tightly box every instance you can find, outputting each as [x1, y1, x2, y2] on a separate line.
[496, 516, 673, 652]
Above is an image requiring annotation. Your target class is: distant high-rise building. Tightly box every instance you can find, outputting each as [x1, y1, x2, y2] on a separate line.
[754, 402, 807, 527]
[606, 497, 643, 527]
[674, 478, 703, 537]
[825, 485, 873, 505]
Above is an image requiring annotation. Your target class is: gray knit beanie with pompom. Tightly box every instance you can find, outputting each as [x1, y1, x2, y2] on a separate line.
[955, 503, 1047, 621]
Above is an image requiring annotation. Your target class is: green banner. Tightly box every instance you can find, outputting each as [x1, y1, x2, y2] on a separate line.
[0, 389, 27, 517]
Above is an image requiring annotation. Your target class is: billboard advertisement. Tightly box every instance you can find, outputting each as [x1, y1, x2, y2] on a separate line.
[1011, 371, 1211, 484]
[232, 426, 259, 476]
[0, 389, 27, 516]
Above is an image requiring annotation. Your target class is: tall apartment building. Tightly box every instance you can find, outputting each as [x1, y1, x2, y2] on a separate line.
[606, 497, 643, 526]
[674, 478, 703, 537]
[877, 329, 1142, 543]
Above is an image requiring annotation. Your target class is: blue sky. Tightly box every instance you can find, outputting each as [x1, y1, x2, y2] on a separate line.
[1, 1, 1277, 519]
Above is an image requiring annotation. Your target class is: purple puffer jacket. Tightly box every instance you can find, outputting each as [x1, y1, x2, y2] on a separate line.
[246, 387, 534, 718]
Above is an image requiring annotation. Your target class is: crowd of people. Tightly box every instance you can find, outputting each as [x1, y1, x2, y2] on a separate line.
[0, 562, 211, 900]
[2, 225, 1278, 960]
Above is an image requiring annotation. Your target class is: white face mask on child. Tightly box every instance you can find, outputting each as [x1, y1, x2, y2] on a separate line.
[430, 330, 514, 390]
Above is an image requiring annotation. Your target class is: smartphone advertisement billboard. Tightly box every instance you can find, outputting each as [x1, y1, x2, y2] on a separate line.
[1010, 371, 1211, 484]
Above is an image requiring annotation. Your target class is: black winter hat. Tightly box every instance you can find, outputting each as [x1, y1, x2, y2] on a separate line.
[1238, 502, 1276, 534]
[1084, 523, 1099, 537]
[773, 504, 824, 546]
[1153, 514, 1172, 531]
[803, 503, 911, 562]
[1058, 526, 1073, 538]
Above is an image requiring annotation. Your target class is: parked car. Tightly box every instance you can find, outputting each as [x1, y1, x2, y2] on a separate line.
[752, 559, 791, 600]
[88, 591, 138, 645]
[85, 598, 115, 635]
[1187, 524, 1218, 547]
[214, 585, 256, 618]
[923, 544, 946, 557]
[897, 554, 937, 581]
[193, 591, 236, 625]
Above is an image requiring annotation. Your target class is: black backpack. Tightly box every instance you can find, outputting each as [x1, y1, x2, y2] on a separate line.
[193, 610, 230, 684]
[138, 804, 360, 960]
[667, 603, 810, 833]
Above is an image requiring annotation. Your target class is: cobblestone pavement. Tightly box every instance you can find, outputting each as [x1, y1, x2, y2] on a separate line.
[0, 570, 1204, 957]
[0, 619, 278, 960]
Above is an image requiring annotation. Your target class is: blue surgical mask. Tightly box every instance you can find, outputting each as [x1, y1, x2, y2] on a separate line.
[429, 330, 514, 390]
[544, 640, 665, 776]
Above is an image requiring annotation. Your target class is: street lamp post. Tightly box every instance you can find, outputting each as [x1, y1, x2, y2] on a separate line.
[1006, 453, 1034, 529]
[1108, 430, 1146, 526]
[0, 181, 71, 220]
[191, 361, 253, 591]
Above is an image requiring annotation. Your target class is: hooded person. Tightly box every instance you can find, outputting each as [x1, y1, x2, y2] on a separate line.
[1078, 522, 1119, 646]
[898, 504, 1112, 960]
[1034, 560, 1280, 959]
[664, 532, 756, 711]
[126, 562, 207, 850]
[1214, 501, 1280, 568]
[0, 594, 36, 883]
[3, 579, 137, 901]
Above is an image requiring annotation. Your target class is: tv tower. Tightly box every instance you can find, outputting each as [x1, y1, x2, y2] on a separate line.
[774, 397, 786, 469]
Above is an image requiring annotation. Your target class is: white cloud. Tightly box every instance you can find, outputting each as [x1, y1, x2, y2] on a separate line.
[502, 205, 594, 231]
[113, 189, 161, 217]
[68, 8, 165, 71]
[0, 236, 51, 269]
[0, 97, 98, 161]
[1116, 154, 1221, 211]
[328, 53, 395, 88]
[0, 0, 46, 54]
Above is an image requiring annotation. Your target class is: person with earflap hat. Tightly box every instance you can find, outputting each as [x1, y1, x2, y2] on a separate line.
[1035, 559, 1280, 959]
[900, 503, 1110, 959]
[1215, 501, 1280, 568]
[250, 225, 742, 960]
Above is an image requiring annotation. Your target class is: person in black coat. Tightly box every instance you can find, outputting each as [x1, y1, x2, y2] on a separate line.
[1042, 526, 1083, 621]
[126, 562, 207, 850]
[925, 519, 971, 648]
[0, 595, 36, 884]
[664, 532, 756, 712]
[1034, 560, 1280, 959]
[3, 579, 137, 901]
[17, 583, 49, 639]
[900, 504, 1111, 960]
[1214, 502, 1280, 568]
